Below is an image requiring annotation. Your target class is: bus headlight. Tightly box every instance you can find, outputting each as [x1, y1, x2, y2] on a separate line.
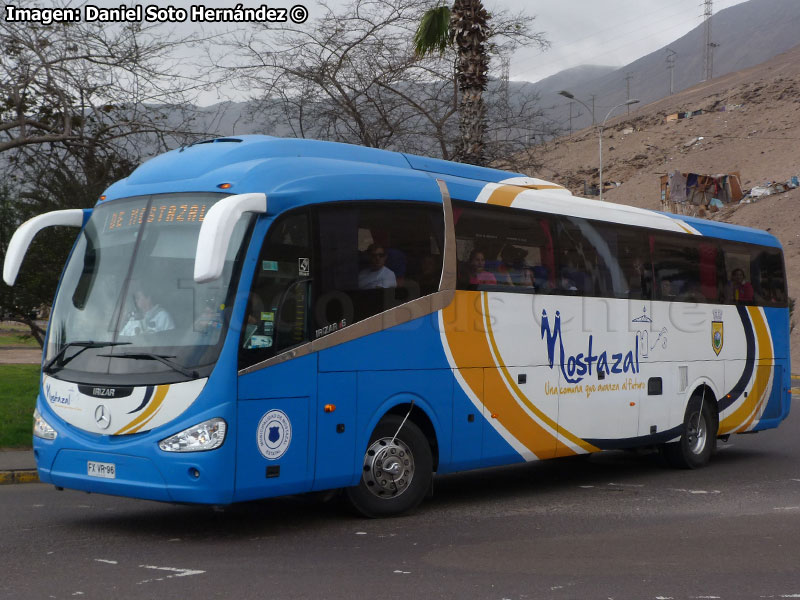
[158, 418, 227, 452]
[33, 407, 58, 440]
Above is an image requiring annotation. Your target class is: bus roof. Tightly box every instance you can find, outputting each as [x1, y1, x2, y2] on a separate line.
[101, 135, 782, 249]
[101, 135, 525, 203]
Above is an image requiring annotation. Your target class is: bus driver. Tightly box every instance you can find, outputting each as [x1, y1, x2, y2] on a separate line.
[121, 288, 175, 336]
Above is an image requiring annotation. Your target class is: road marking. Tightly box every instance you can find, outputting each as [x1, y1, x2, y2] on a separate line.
[137, 565, 205, 585]
[608, 483, 644, 488]
[94, 559, 118, 565]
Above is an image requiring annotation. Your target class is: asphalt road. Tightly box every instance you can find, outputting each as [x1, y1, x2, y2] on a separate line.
[3, 405, 800, 600]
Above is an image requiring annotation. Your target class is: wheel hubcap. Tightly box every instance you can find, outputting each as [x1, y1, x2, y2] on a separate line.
[687, 411, 707, 455]
[362, 436, 415, 499]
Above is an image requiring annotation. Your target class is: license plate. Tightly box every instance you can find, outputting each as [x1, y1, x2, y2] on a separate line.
[87, 460, 116, 479]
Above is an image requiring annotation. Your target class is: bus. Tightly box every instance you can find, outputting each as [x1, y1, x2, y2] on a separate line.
[3, 136, 791, 517]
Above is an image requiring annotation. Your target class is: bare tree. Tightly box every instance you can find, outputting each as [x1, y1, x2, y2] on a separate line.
[0, 0, 207, 156]
[216, 0, 550, 166]
[0, 1, 215, 340]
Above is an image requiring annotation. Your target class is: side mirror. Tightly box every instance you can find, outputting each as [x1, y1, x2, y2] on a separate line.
[194, 193, 267, 283]
[3, 209, 89, 286]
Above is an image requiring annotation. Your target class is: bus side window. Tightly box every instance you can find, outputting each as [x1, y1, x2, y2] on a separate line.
[755, 248, 788, 306]
[653, 233, 701, 301]
[315, 202, 443, 334]
[240, 210, 311, 368]
[721, 243, 786, 307]
[452, 201, 553, 294]
[594, 224, 652, 300]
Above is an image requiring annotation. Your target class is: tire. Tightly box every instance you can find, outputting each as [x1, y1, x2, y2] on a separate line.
[346, 414, 432, 518]
[662, 394, 718, 469]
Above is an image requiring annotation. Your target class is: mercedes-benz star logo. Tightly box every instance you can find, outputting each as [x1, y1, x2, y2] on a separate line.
[94, 404, 111, 430]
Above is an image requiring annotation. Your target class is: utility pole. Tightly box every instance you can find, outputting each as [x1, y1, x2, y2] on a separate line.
[709, 42, 720, 79]
[624, 72, 634, 114]
[703, 0, 713, 81]
[499, 55, 510, 107]
[567, 102, 573, 135]
[666, 48, 677, 94]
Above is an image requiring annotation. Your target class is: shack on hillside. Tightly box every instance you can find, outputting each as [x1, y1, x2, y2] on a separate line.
[660, 170, 743, 215]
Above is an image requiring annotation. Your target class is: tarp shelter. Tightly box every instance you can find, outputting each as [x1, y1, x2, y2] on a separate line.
[660, 170, 743, 214]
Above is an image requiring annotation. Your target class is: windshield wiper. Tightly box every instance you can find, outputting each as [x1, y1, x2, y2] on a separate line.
[97, 352, 199, 379]
[44, 341, 131, 373]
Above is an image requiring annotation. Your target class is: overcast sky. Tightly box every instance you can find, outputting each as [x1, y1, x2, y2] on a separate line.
[508, 0, 749, 82]
[82, 0, 751, 102]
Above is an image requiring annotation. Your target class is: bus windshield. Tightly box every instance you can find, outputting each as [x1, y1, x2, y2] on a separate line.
[45, 192, 252, 384]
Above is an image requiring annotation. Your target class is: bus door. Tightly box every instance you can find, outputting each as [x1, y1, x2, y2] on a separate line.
[235, 210, 315, 501]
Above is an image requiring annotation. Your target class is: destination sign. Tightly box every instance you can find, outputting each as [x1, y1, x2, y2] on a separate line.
[103, 200, 209, 234]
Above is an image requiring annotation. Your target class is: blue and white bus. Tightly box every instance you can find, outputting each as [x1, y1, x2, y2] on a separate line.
[3, 136, 791, 516]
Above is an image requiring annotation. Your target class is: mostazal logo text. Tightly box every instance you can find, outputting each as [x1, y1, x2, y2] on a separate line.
[541, 310, 639, 384]
[45, 383, 72, 406]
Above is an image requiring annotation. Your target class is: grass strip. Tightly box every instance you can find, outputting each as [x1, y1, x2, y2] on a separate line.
[0, 364, 39, 448]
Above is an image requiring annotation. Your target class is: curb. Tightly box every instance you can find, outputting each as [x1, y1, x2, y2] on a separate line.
[0, 470, 39, 485]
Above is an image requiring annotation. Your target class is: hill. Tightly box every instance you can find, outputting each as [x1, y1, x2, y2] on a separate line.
[539, 0, 800, 134]
[525, 42, 800, 363]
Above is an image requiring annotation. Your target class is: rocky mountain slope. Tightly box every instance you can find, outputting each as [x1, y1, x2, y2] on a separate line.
[540, 0, 800, 134]
[525, 43, 800, 364]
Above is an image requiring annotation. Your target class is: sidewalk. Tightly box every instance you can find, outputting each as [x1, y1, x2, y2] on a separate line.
[0, 449, 38, 485]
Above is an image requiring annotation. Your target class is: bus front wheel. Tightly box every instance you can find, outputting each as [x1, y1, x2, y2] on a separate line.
[346, 415, 432, 518]
[662, 394, 717, 469]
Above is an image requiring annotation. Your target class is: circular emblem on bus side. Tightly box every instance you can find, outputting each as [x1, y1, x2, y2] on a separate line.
[257, 410, 292, 460]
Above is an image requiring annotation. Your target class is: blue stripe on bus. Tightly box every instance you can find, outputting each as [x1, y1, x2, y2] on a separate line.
[718, 305, 757, 412]
[585, 424, 683, 450]
[670, 213, 783, 248]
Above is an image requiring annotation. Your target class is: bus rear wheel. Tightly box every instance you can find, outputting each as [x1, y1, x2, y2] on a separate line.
[346, 415, 432, 518]
[662, 394, 717, 469]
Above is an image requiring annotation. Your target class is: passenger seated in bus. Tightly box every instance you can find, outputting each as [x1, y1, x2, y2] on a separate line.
[659, 279, 675, 299]
[726, 268, 754, 303]
[495, 245, 526, 285]
[627, 256, 647, 298]
[120, 287, 175, 336]
[677, 281, 705, 303]
[557, 268, 578, 293]
[467, 249, 496, 285]
[418, 255, 441, 295]
[532, 265, 552, 292]
[517, 267, 536, 289]
[358, 244, 397, 289]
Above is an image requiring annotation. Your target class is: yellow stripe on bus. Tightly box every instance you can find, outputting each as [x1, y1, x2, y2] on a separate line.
[739, 307, 774, 432]
[480, 293, 598, 456]
[674, 221, 699, 235]
[485, 184, 565, 207]
[719, 307, 773, 434]
[114, 385, 170, 435]
[486, 185, 526, 207]
[442, 292, 558, 459]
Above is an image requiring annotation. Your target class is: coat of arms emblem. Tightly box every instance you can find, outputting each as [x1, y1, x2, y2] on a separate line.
[711, 309, 724, 356]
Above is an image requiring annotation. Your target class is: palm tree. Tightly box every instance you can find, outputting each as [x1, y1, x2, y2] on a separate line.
[415, 0, 490, 166]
